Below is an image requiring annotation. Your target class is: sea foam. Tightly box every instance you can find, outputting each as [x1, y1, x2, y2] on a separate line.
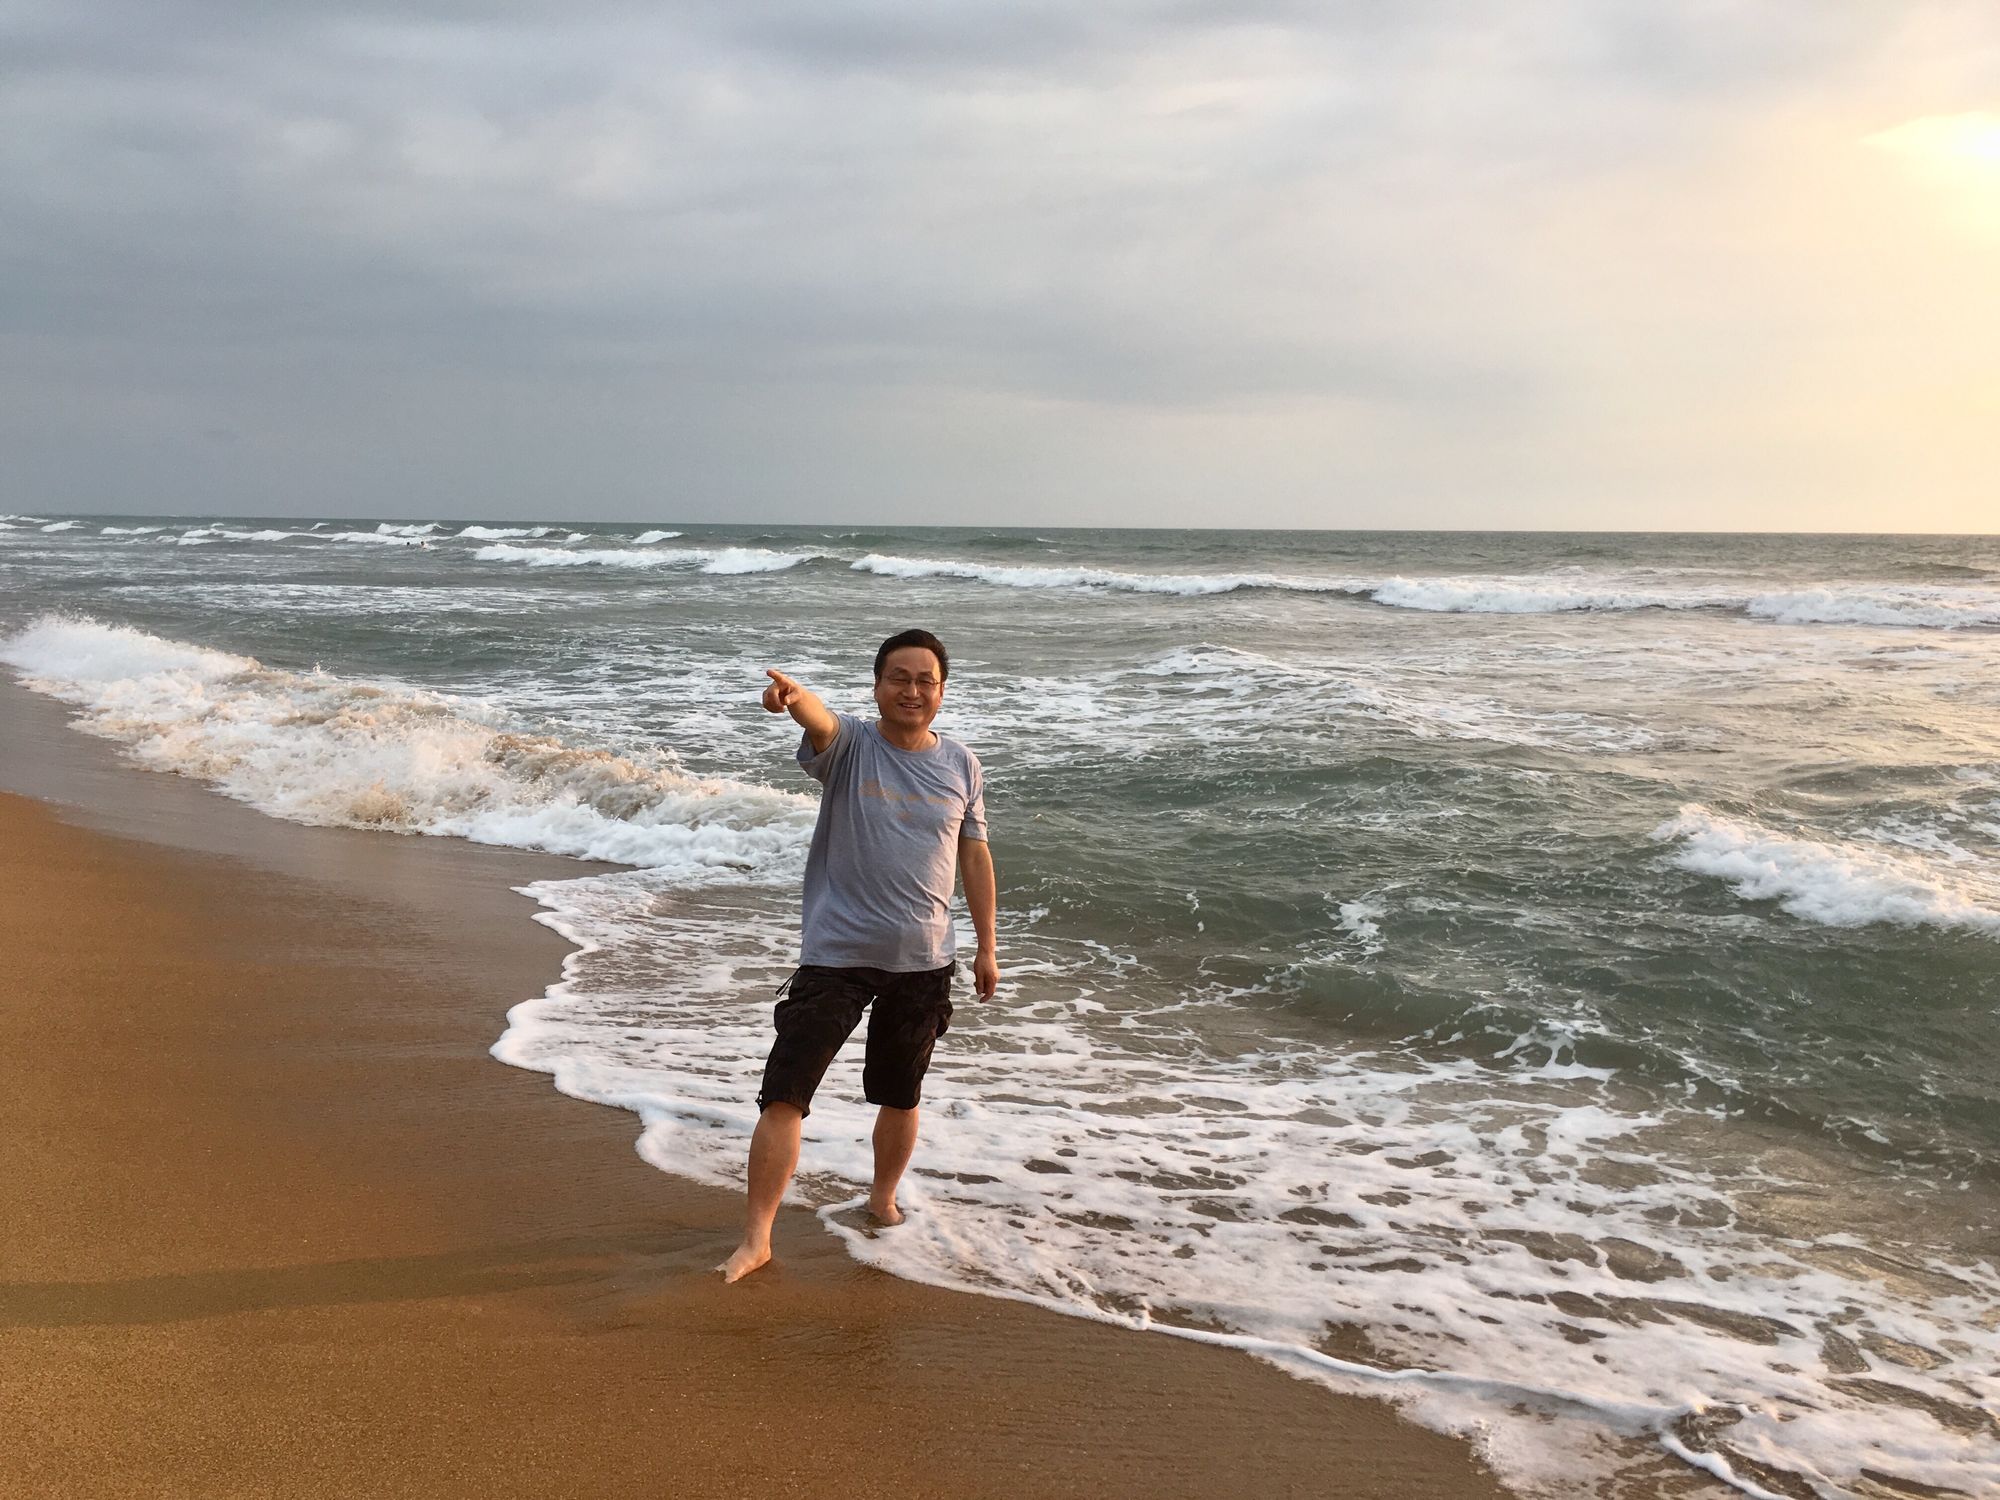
[323, 529, 433, 546]
[1746, 587, 2000, 630]
[849, 552, 1322, 595]
[500, 879, 2000, 1500]
[845, 552, 2000, 628]
[1652, 805, 2000, 934]
[455, 524, 555, 540]
[475, 543, 817, 574]
[0, 615, 815, 878]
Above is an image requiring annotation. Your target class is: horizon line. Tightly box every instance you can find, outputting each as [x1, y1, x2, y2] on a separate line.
[8, 511, 1997, 541]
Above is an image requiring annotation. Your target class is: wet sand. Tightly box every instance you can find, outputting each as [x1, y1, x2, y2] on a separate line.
[0, 682, 1513, 1499]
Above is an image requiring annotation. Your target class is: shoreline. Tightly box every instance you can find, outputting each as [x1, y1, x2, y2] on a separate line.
[0, 680, 1518, 1499]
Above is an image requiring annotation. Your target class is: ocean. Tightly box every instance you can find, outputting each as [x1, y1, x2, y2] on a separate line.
[2, 515, 1995, 1499]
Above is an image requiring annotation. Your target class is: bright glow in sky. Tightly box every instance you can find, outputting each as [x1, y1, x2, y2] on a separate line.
[1, 2, 1996, 532]
[1867, 111, 2000, 167]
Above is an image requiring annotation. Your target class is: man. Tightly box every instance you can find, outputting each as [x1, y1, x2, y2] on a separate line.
[719, 628, 998, 1283]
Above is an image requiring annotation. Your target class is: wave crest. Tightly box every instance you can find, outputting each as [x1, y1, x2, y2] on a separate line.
[0, 614, 814, 879]
[1651, 805, 2000, 934]
[846, 552, 2000, 628]
[849, 552, 1317, 596]
[475, 543, 816, 574]
[455, 524, 555, 540]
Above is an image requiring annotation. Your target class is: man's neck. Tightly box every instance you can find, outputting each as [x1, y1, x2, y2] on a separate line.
[875, 718, 938, 752]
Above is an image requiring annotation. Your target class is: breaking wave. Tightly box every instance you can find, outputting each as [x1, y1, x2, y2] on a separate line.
[847, 553, 2000, 628]
[1652, 805, 2000, 935]
[0, 614, 814, 879]
[455, 524, 556, 540]
[849, 552, 1319, 595]
[475, 543, 817, 574]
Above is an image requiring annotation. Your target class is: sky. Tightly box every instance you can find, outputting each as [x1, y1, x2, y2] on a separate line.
[3, 1, 1997, 531]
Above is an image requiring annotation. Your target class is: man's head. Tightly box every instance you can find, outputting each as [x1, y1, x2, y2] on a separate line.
[873, 629, 948, 734]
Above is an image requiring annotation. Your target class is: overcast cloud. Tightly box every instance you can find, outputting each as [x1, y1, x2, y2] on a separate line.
[3, 0, 1995, 529]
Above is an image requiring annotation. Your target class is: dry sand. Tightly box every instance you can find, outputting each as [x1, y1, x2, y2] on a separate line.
[0, 683, 1514, 1499]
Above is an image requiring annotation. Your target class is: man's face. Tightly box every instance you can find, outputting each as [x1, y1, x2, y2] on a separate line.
[874, 646, 946, 733]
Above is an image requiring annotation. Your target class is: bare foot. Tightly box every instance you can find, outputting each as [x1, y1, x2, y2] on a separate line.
[866, 1196, 904, 1226]
[717, 1241, 772, 1282]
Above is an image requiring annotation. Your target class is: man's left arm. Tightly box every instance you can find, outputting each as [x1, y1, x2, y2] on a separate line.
[958, 836, 998, 999]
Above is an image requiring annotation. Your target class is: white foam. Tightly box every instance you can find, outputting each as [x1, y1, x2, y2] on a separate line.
[114, 581, 566, 617]
[39, 519, 82, 532]
[1357, 575, 2000, 629]
[476, 543, 818, 574]
[3, 614, 256, 683]
[1748, 587, 2000, 630]
[374, 522, 442, 536]
[1366, 575, 1711, 614]
[700, 547, 815, 574]
[1652, 805, 2000, 934]
[850, 551, 1320, 596]
[846, 553, 2000, 629]
[497, 880, 2000, 1500]
[455, 524, 554, 540]
[1337, 898, 1386, 952]
[321, 530, 430, 547]
[98, 525, 165, 535]
[633, 529, 684, 544]
[158, 526, 316, 545]
[0, 614, 817, 879]
[477, 544, 674, 569]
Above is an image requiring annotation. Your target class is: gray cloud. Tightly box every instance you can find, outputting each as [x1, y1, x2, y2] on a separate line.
[2, 1, 1994, 527]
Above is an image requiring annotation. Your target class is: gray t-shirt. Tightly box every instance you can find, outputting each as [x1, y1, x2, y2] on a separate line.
[797, 711, 988, 971]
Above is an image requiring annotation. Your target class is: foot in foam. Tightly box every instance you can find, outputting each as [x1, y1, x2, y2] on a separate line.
[866, 1195, 904, 1226]
[717, 1241, 772, 1283]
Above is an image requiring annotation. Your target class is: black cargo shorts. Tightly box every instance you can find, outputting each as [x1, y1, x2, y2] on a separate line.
[756, 962, 956, 1118]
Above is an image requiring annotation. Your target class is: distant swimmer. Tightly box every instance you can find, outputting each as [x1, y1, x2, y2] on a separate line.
[719, 629, 999, 1283]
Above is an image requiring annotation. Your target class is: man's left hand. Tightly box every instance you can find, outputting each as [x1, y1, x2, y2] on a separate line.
[972, 950, 999, 1000]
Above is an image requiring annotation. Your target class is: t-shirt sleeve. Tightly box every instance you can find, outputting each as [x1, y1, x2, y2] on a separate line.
[960, 751, 989, 842]
[798, 710, 860, 784]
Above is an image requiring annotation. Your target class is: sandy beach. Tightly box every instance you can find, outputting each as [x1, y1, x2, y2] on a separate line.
[0, 683, 1515, 1500]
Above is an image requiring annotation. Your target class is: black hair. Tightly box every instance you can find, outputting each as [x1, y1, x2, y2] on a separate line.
[874, 629, 949, 683]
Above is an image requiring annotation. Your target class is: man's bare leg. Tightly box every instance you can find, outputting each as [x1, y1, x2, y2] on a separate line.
[719, 1102, 803, 1282]
[868, 1104, 919, 1225]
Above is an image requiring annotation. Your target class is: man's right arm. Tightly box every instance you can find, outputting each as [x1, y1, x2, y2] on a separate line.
[762, 668, 839, 754]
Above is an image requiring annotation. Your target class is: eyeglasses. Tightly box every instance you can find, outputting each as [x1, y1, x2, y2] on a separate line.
[883, 673, 943, 690]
